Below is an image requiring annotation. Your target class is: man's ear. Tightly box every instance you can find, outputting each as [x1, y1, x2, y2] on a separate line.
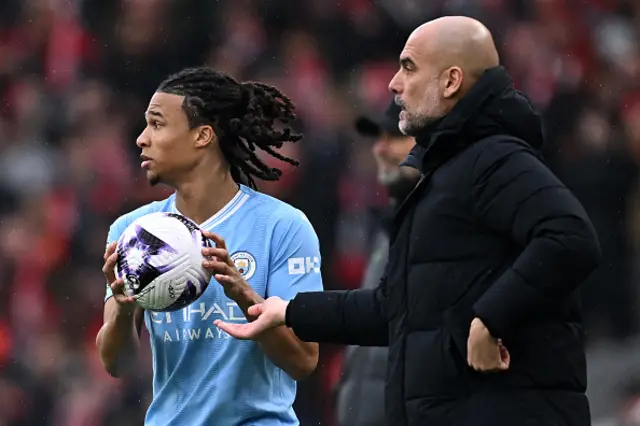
[194, 125, 216, 148]
[443, 66, 463, 99]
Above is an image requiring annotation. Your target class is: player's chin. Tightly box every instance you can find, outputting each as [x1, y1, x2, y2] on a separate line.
[147, 171, 161, 186]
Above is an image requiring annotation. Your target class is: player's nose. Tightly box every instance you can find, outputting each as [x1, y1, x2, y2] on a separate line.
[136, 128, 151, 148]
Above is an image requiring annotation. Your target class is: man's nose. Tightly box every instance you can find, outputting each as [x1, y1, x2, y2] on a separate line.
[389, 71, 403, 95]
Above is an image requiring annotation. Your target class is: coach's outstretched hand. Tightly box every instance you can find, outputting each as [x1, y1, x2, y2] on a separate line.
[214, 297, 289, 340]
[202, 230, 289, 339]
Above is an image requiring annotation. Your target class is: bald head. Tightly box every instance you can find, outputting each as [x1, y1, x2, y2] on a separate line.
[389, 16, 500, 136]
[411, 16, 499, 81]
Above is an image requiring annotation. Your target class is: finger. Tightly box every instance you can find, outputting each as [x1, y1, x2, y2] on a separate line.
[498, 360, 509, 371]
[214, 274, 236, 285]
[499, 345, 510, 363]
[474, 358, 510, 373]
[473, 364, 496, 374]
[114, 293, 137, 304]
[203, 259, 234, 275]
[202, 231, 226, 249]
[104, 251, 118, 267]
[214, 320, 261, 340]
[468, 358, 488, 372]
[486, 362, 509, 373]
[202, 247, 230, 262]
[201, 230, 216, 240]
[102, 252, 119, 281]
[109, 278, 126, 294]
[104, 241, 116, 260]
[110, 279, 137, 304]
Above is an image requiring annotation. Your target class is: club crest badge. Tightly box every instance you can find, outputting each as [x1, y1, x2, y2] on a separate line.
[231, 251, 257, 280]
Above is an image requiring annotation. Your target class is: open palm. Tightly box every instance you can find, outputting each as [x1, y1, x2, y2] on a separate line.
[214, 297, 289, 340]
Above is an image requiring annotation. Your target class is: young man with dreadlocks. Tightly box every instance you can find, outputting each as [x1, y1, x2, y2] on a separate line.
[96, 67, 322, 426]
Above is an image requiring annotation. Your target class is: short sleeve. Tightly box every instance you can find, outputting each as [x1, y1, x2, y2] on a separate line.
[267, 211, 324, 301]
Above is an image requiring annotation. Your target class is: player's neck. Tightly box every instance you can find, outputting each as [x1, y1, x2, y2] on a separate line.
[174, 167, 239, 226]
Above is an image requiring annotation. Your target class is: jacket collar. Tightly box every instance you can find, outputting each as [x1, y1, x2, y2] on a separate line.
[409, 66, 515, 173]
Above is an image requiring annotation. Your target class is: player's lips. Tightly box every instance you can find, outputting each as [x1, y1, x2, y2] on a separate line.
[140, 155, 152, 169]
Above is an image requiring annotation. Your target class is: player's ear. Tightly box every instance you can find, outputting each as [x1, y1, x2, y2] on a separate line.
[194, 125, 216, 148]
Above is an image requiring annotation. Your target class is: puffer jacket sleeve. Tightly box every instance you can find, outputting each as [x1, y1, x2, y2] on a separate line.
[470, 138, 601, 338]
[284, 279, 389, 346]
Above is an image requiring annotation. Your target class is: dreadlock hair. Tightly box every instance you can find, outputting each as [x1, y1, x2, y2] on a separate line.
[156, 67, 302, 189]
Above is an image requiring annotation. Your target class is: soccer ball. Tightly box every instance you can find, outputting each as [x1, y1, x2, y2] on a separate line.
[115, 212, 213, 312]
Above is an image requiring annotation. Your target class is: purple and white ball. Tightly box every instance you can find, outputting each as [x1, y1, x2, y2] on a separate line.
[115, 212, 212, 312]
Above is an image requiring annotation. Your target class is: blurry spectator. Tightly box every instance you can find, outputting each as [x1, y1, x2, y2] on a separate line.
[334, 99, 417, 426]
[555, 106, 639, 341]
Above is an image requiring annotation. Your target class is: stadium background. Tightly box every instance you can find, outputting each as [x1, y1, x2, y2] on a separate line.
[0, 0, 640, 425]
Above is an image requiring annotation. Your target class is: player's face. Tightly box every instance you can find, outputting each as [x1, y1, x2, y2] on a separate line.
[371, 132, 415, 186]
[136, 92, 202, 186]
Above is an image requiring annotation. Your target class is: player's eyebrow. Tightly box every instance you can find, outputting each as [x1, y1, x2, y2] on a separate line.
[145, 110, 164, 120]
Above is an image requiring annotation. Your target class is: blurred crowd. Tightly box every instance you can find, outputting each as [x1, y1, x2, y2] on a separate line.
[1, 0, 640, 425]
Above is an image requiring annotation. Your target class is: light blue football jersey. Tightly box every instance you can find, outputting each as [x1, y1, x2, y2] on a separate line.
[105, 184, 323, 426]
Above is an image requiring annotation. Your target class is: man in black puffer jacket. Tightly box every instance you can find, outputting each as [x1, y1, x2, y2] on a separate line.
[215, 16, 601, 426]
